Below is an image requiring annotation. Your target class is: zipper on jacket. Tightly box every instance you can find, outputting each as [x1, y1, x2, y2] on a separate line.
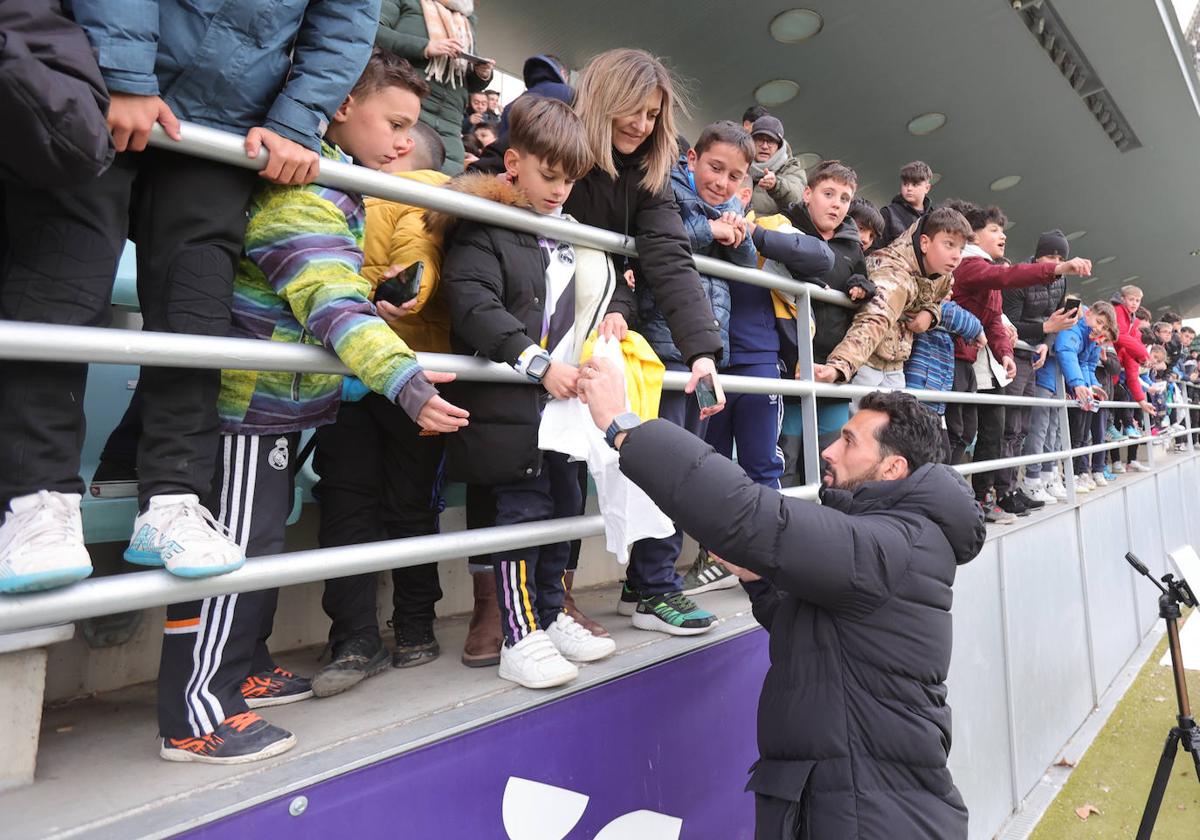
[291, 329, 308, 401]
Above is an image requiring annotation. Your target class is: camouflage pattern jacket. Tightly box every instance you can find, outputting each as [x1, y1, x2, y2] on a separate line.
[825, 219, 951, 381]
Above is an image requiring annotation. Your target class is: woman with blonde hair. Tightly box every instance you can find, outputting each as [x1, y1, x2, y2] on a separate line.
[463, 48, 723, 651]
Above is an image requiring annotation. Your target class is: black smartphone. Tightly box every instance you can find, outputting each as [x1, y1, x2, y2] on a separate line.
[1061, 294, 1082, 316]
[377, 262, 424, 305]
[695, 373, 725, 410]
[457, 50, 492, 65]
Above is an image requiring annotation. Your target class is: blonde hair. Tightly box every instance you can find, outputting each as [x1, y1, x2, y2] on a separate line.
[1119, 284, 1143, 298]
[575, 49, 685, 193]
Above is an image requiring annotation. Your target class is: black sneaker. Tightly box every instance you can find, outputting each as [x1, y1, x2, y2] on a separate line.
[632, 591, 715, 636]
[392, 622, 440, 669]
[997, 491, 1030, 517]
[311, 634, 389, 698]
[1012, 488, 1045, 511]
[240, 666, 312, 709]
[617, 580, 641, 617]
[160, 711, 295, 764]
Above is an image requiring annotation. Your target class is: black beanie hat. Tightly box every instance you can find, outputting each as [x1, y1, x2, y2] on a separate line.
[1035, 229, 1070, 260]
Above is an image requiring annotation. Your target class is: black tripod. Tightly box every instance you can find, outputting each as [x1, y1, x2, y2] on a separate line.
[1125, 552, 1200, 840]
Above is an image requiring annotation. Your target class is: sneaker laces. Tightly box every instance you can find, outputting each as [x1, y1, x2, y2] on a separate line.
[153, 498, 236, 545]
[662, 591, 701, 615]
[7, 491, 80, 550]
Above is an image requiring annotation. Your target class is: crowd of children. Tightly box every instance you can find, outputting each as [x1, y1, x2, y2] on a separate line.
[2, 2, 1196, 767]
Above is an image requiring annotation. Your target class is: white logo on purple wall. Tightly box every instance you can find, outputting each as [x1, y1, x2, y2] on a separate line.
[502, 777, 682, 840]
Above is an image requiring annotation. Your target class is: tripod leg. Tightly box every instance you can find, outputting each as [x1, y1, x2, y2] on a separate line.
[1136, 729, 1181, 840]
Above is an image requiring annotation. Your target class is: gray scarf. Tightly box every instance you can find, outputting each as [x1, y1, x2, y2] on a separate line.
[750, 144, 790, 184]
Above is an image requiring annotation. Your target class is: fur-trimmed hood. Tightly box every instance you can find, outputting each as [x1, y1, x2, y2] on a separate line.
[424, 172, 532, 240]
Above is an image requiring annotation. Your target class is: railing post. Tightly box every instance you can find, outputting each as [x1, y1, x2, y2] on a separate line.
[1184, 393, 1195, 453]
[1143, 408, 1157, 468]
[795, 286, 822, 487]
[1056, 372, 1077, 505]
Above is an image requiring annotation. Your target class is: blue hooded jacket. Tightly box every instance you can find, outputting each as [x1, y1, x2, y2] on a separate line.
[1046, 304, 1101, 391]
[67, 0, 378, 151]
[636, 155, 753, 367]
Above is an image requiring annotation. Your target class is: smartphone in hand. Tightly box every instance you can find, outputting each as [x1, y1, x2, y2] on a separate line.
[1060, 294, 1082, 317]
[376, 262, 424, 306]
[695, 373, 725, 410]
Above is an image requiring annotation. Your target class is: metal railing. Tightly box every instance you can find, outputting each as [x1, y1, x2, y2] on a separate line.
[0, 120, 1196, 634]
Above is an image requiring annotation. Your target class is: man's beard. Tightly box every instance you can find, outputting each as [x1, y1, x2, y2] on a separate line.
[823, 461, 884, 492]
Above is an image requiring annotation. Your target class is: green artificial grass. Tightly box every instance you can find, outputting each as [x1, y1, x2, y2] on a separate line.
[1029, 618, 1200, 839]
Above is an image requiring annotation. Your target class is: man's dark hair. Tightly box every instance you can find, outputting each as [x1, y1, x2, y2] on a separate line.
[899, 160, 933, 185]
[1136, 306, 1151, 322]
[742, 105, 769, 125]
[856, 391, 942, 473]
[483, 89, 499, 96]
[410, 121, 446, 171]
[694, 120, 754, 165]
[1163, 310, 1182, 325]
[462, 133, 484, 157]
[351, 48, 429, 99]
[848, 197, 884, 241]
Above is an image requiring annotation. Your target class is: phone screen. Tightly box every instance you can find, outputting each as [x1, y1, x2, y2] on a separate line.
[696, 374, 721, 409]
[378, 262, 424, 305]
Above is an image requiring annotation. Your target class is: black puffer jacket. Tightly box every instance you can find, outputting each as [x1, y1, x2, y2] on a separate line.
[435, 176, 622, 485]
[1002, 270, 1065, 357]
[0, 0, 113, 186]
[878, 193, 931, 250]
[619, 420, 985, 839]
[472, 140, 724, 366]
[783, 203, 876, 364]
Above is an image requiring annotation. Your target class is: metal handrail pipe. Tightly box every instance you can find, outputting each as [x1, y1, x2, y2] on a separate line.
[953, 433, 1158, 477]
[147, 123, 855, 308]
[0, 483, 826, 634]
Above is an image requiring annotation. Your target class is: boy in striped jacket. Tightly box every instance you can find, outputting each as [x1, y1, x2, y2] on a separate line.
[156, 51, 468, 766]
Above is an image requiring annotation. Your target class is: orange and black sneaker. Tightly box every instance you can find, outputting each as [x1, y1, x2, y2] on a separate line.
[240, 666, 313, 709]
[160, 711, 296, 764]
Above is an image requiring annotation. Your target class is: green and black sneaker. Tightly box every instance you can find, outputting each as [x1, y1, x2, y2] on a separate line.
[632, 591, 715, 636]
[617, 580, 641, 617]
[681, 548, 738, 596]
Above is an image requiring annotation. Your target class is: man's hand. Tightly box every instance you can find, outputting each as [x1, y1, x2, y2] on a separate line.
[598, 312, 628, 341]
[245, 128, 320, 185]
[810, 363, 839, 383]
[1055, 257, 1093, 277]
[1032, 343, 1049, 370]
[424, 37, 463, 59]
[578, 357, 629, 435]
[759, 169, 777, 191]
[108, 93, 181, 153]
[415, 371, 469, 433]
[685, 356, 725, 419]
[1043, 306, 1080, 334]
[1002, 356, 1017, 380]
[473, 59, 496, 81]
[542, 362, 580, 400]
[712, 554, 761, 583]
[906, 310, 934, 334]
[468, 112, 484, 126]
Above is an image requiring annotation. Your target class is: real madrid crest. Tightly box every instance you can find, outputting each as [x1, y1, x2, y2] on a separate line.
[268, 437, 289, 471]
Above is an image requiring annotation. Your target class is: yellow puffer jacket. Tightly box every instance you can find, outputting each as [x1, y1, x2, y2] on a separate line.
[362, 169, 452, 353]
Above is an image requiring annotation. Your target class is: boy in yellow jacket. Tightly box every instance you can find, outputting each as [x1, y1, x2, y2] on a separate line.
[312, 122, 455, 696]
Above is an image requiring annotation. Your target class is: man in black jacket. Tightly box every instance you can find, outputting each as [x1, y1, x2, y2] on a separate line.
[578, 362, 985, 839]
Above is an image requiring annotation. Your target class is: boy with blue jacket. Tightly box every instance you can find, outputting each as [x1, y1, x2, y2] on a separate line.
[1050, 301, 1118, 483]
[0, 0, 378, 594]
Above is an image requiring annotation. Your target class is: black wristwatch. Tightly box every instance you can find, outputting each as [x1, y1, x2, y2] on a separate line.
[605, 412, 642, 449]
[525, 352, 551, 383]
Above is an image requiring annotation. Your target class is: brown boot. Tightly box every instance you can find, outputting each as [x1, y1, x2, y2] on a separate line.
[462, 571, 503, 668]
[563, 571, 610, 638]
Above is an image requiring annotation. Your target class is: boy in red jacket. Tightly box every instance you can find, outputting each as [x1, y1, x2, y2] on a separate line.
[942, 202, 1091, 520]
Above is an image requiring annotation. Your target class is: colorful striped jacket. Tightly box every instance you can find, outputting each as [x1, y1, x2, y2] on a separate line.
[218, 143, 433, 435]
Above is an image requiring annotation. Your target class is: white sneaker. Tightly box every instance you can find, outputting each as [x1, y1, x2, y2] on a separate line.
[1045, 477, 1068, 500]
[1073, 473, 1092, 493]
[498, 630, 578, 689]
[1091, 471, 1108, 487]
[125, 494, 243, 578]
[547, 613, 616, 663]
[1024, 483, 1057, 505]
[1111, 462, 1126, 474]
[0, 491, 92, 594]
[1126, 460, 1150, 473]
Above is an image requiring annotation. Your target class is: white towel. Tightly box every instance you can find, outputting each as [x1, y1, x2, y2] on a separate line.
[538, 336, 674, 564]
